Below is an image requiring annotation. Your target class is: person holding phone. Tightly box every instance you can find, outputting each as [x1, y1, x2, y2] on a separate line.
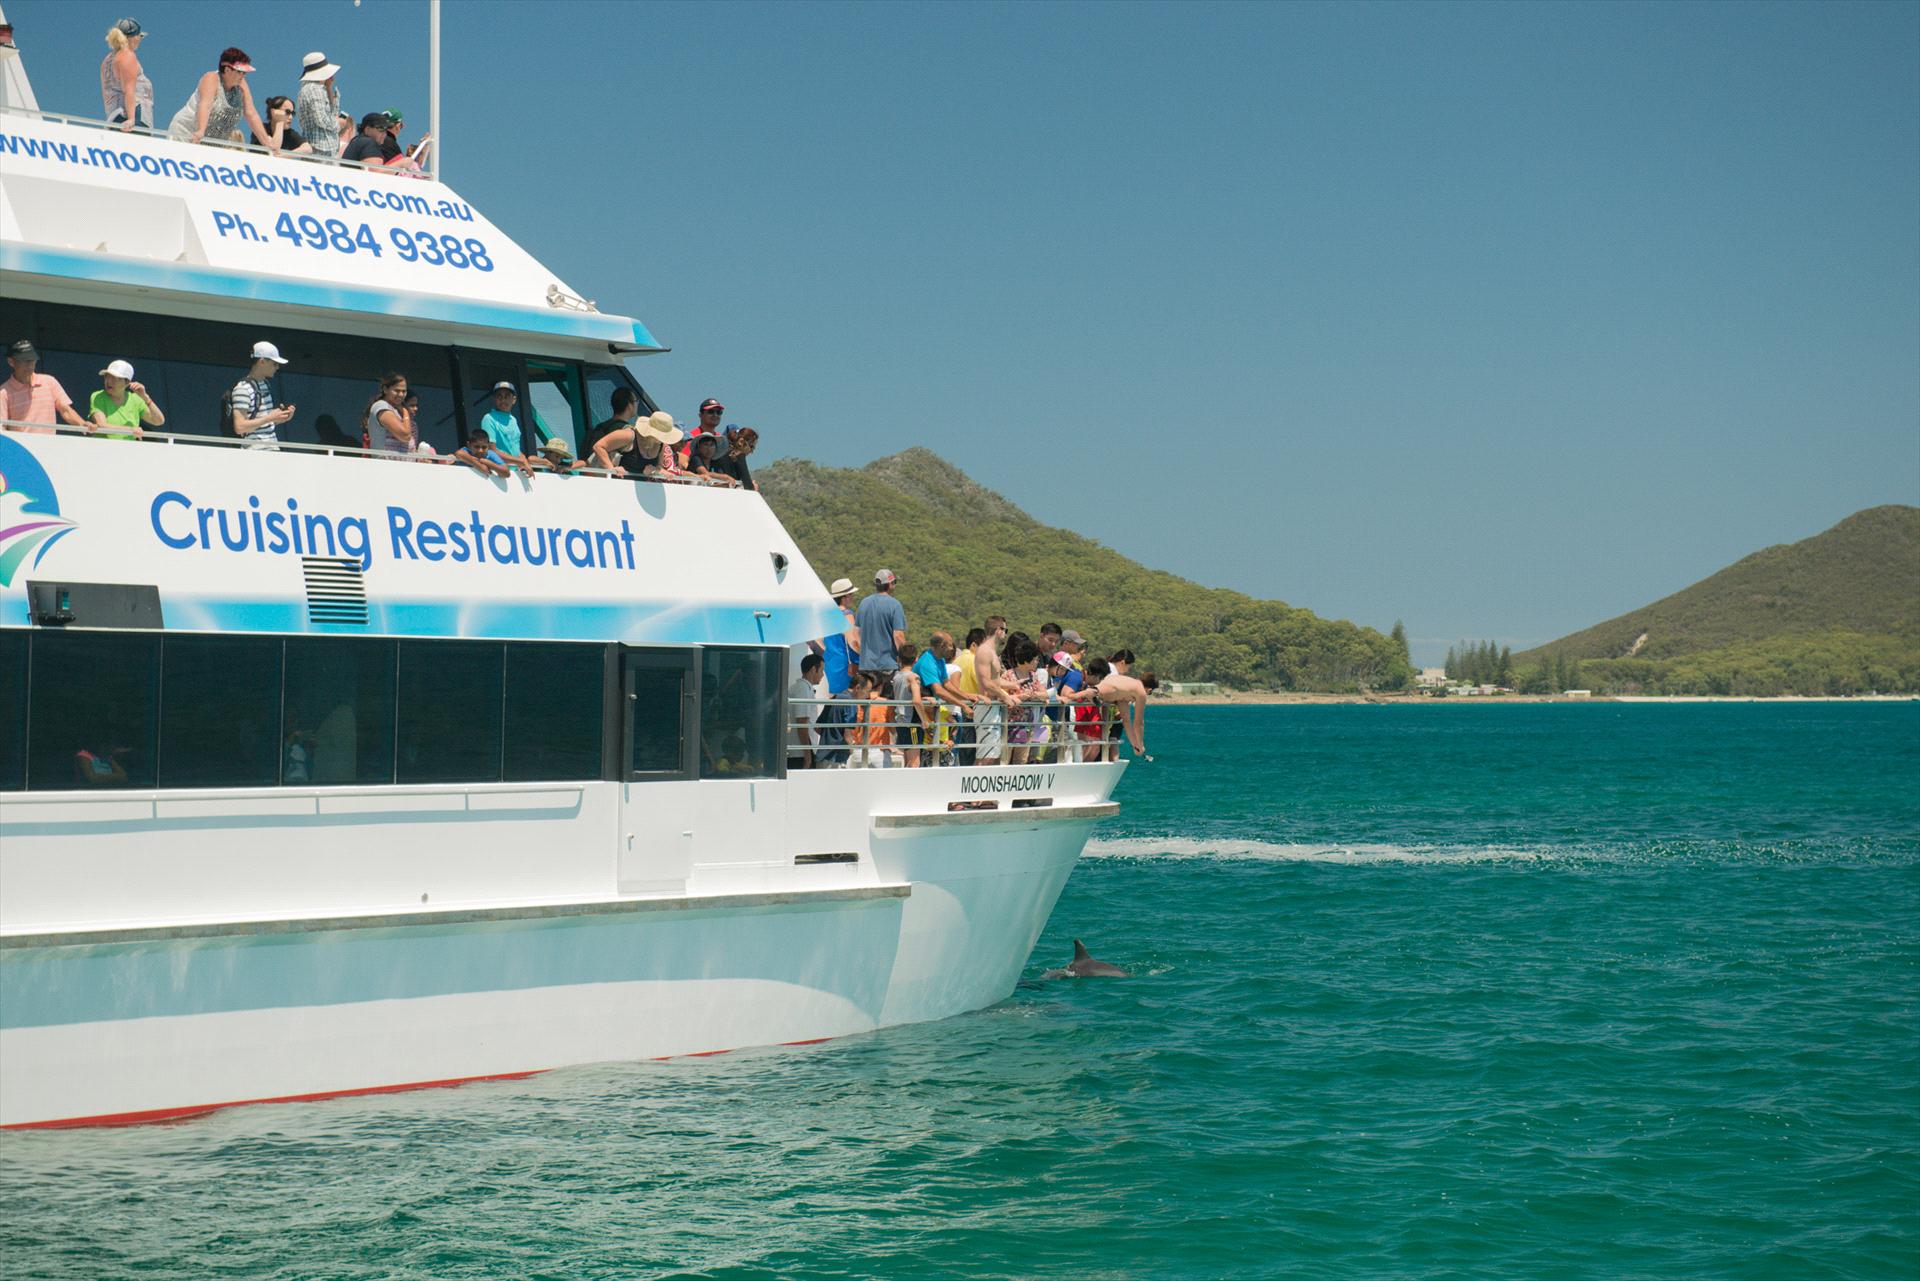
[231, 341, 293, 450]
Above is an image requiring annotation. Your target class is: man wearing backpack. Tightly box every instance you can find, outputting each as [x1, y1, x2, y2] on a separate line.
[229, 341, 294, 449]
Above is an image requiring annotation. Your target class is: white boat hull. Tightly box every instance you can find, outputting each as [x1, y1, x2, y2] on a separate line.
[1, 776, 1117, 1127]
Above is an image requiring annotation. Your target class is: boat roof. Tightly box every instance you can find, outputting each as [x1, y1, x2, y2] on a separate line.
[0, 109, 664, 359]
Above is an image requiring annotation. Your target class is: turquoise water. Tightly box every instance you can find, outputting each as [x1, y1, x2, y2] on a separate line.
[3, 705, 1916, 1279]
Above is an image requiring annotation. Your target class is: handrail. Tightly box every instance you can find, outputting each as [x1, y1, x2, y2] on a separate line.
[0, 418, 739, 486]
[787, 695, 1119, 768]
[0, 103, 404, 175]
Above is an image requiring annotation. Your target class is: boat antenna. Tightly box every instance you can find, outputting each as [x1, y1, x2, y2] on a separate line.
[429, 0, 441, 181]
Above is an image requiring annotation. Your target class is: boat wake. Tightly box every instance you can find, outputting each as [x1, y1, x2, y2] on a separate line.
[1082, 837, 1551, 865]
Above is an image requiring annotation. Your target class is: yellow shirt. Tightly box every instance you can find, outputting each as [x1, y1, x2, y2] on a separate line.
[957, 650, 979, 697]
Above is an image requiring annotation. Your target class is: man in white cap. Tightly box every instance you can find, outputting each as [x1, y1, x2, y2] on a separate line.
[230, 341, 293, 449]
[809, 577, 861, 695]
[295, 52, 342, 159]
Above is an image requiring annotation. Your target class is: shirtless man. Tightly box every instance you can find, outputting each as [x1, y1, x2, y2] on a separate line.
[970, 617, 1020, 765]
[1097, 649, 1158, 761]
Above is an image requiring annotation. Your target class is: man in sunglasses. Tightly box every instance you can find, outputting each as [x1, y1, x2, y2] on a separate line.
[679, 397, 725, 465]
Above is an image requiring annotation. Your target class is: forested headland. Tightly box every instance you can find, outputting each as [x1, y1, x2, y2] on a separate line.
[1514, 506, 1920, 696]
[758, 449, 1414, 692]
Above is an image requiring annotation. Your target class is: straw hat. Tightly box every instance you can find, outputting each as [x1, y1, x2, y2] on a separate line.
[538, 437, 573, 460]
[637, 412, 683, 446]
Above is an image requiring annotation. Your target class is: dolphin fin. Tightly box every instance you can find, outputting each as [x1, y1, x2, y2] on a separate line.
[1072, 939, 1090, 961]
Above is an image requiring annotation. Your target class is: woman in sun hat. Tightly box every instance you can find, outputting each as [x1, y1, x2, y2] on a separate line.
[294, 51, 342, 158]
[100, 18, 152, 133]
[589, 412, 683, 480]
[167, 47, 272, 147]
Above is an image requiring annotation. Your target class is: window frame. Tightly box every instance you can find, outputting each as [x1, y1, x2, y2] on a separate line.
[622, 646, 698, 782]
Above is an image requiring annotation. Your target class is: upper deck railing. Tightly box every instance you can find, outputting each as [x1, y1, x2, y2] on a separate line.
[0, 102, 406, 176]
[1, 419, 741, 486]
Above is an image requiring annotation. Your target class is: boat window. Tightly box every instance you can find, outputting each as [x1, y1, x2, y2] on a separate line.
[504, 643, 606, 781]
[525, 360, 584, 450]
[0, 630, 26, 791]
[13, 300, 459, 453]
[24, 630, 160, 790]
[158, 635, 283, 788]
[625, 649, 693, 778]
[698, 647, 783, 780]
[583, 364, 654, 426]
[283, 637, 396, 785]
[396, 640, 505, 784]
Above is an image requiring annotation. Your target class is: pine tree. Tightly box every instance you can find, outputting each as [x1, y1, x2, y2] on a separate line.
[1445, 645, 1457, 679]
[1498, 646, 1512, 687]
[1391, 620, 1409, 663]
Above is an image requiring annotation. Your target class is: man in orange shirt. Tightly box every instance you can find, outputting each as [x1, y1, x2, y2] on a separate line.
[4, 341, 88, 433]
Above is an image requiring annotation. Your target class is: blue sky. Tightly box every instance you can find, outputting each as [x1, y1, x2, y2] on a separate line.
[9, 0, 1917, 664]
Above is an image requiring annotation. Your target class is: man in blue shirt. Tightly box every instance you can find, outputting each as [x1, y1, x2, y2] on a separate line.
[855, 568, 908, 682]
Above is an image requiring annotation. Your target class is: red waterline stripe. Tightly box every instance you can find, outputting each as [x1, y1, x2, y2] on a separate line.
[8, 1035, 846, 1129]
[5, 1069, 544, 1130]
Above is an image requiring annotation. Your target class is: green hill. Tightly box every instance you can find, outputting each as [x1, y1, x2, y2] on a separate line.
[1518, 505, 1920, 695]
[759, 448, 1412, 691]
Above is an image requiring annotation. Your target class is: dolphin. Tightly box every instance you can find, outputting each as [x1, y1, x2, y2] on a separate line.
[1039, 939, 1129, 980]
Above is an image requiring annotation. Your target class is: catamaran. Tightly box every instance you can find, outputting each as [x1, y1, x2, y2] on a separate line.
[0, 18, 1121, 1127]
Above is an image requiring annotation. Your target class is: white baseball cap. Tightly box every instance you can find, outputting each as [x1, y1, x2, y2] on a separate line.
[98, 359, 135, 380]
[250, 341, 289, 366]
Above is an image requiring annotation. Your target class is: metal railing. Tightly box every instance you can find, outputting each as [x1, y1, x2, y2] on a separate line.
[786, 696, 1120, 769]
[1, 419, 739, 486]
[1, 103, 407, 175]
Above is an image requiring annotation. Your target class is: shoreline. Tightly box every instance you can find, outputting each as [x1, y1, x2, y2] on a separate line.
[1154, 692, 1920, 706]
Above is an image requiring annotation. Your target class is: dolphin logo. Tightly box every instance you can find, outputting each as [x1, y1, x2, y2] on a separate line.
[0, 435, 77, 586]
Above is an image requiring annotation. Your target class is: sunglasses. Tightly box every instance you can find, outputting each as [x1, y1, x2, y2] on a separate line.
[702, 408, 722, 415]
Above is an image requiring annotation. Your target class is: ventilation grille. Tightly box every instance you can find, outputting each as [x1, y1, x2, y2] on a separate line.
[302, 557, 369, 625]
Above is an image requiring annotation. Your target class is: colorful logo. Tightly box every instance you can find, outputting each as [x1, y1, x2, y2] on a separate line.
[0, 434, 77, 586]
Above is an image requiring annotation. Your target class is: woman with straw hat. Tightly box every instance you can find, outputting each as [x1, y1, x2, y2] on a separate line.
[590, 412, 684, 480]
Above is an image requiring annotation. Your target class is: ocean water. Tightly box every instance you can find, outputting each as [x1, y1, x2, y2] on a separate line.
[3, 704, 1916, 1280]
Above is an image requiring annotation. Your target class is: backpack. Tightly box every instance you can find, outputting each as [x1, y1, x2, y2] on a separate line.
[217, 384, 237, 436]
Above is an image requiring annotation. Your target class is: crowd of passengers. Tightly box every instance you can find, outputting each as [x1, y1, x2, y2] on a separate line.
[90, 17, 421, 171]
[2, 338, 760, 488]
[789, 570, 1158, 769]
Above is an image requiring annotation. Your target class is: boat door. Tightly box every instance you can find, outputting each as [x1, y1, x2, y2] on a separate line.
[618, 648, 699, 894]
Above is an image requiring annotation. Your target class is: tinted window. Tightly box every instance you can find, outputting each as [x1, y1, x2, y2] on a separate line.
[26, 630, 160, 789]
[504, 643, 604, 781]
[159, 635, 283, 788]
[526, 360, 583, 449]
[627, 652, 691, 776]
[283, 638, 395, 784]
[0, 630, 25, 790]
[699, 648, 783, 779]
[584, 364, 654, 426]
[397, 640, 502, 783]
[20, 300, 458, 452]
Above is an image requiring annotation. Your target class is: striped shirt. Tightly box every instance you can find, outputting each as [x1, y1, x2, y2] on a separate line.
[231, 378, 280, 450]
